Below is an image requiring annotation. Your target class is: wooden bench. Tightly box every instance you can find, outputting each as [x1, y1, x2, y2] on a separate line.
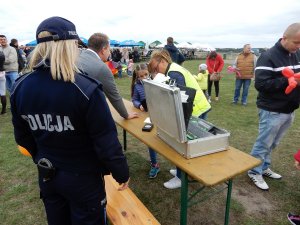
[105, 175, 160, 225]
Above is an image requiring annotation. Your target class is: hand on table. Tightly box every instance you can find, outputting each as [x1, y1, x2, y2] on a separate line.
[126, 112, 139, 119]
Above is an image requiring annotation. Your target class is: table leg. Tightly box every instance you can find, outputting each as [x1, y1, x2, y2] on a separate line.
[123, 129, 127, 151]
[224, 179, 233, 225]
[180, 171, 188, 225]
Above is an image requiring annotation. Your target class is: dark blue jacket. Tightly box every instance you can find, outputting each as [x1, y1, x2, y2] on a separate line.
[164, 44, 185, 65]
[10, 61, 129, 184]
[255, 39, 300, 113]
[132, 80, 146, 108]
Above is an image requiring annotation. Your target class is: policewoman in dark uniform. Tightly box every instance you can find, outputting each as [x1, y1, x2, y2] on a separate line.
[10, 16, 130, 225]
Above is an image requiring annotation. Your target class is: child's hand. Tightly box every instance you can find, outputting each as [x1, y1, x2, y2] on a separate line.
[295, 160, 300, 170]
[139, 105, 144, 111]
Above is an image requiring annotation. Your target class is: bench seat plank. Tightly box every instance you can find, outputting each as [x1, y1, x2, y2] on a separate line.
[105, 175, 160, 225]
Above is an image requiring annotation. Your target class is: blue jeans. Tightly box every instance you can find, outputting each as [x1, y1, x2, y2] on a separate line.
[118, 69, 122, 78]
[249, 109, 294, 175]
[199, 108, 211, 120]
[149, 148, 157, 165]
[5, 71, 19, 93]
[233, 79, 251, 104]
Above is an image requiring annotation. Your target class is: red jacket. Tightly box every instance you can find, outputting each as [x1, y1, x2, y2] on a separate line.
[294, 149, 300, 162]
[206, 53, 224, 74]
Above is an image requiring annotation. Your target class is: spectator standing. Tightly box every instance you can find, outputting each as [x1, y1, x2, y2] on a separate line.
[164, 37, 185, 65]
[77, 33, 138, 120]
[0, 50, 6, 114]
[232, 44, 257, 105]
[248, 23, 300, 191]
[194, 63, 209, 97]
[206, 50, 224, 102]
[11, 16, 130, 225]
[127, 59, 134, 77]
[121, 48, 129, 64]
[10, 38, 25, 73]
[193, 63, 210, 119]
[0, 35, 18, 93]
[130, 63, 160, 178]
[132, 48, 140, 62]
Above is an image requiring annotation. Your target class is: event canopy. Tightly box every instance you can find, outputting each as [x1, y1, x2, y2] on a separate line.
[110, 40, 120, 47]
[119, 40, 143, 47]
[177, 41, 193, 49]
[26, 40, 37, 47]
[155, 42, 179, 48]
[149, 40, 162, 48]
[80, 37, 88, 45]
[138, 41, 146, 47]
[192, 43, 215, 51]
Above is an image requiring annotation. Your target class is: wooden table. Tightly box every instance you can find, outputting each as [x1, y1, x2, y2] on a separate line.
[108, 99, 261, 225]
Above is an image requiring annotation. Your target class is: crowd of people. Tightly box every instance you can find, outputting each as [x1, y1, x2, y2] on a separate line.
[2, 16, 300, 225]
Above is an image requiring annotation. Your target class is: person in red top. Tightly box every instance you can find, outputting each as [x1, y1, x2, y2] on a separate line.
[287, 150, 300, 225]
[206, 50, 224, 102]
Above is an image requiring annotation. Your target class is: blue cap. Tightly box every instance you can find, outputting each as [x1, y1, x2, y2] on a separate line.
[36, 16, 79, 44]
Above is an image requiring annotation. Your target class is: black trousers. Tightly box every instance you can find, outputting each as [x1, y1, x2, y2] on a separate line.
[207, 75, 220, 97]
[39, 170, 107, 225]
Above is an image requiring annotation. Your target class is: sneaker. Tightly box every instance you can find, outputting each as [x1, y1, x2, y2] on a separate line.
[215, 97, 219, 101]
[164, 176, 181, 189]
[242, 103, 247, 106]
[208, 96, 211, 103]
[248, 173, 269, 190]
[231, 101, 237, 105]
[169, 169, 176, 177]
[288, 212, 300, 225]
[263, 168, 282, 179]
[149, 164, 160, 179]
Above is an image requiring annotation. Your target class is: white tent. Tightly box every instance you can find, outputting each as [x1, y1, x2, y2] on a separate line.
[192, 43, 215, 51]
[177, 41, 193, 49]
[155, 42, 178, 48]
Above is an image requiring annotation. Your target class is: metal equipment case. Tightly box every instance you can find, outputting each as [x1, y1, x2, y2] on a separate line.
[143, 79, 230, 159]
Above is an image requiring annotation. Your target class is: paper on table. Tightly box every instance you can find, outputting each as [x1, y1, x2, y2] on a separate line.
[180, 91, 189, 103]
[152, 73, 170, 83]
[144, 117, 152, 124]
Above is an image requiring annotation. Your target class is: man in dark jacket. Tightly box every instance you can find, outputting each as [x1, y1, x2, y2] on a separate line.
[10, 38, 25, 73]
[164, 37, 185, 65]
[248, 23, 300, 191]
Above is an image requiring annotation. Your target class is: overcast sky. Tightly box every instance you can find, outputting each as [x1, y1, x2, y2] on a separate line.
[1, 0, 300, 48]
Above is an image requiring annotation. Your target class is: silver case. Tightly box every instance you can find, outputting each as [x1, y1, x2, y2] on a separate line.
[143, 79, 230, 159]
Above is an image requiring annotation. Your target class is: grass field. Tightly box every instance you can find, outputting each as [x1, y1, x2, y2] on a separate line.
[1, 59, 300, 225]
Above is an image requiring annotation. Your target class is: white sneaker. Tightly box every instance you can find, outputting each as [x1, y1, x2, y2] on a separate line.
[263, 168, 282, 179]
[169, 169, 176, 177]
[248, 173, 269, 190]
[164, 176, 181, 189]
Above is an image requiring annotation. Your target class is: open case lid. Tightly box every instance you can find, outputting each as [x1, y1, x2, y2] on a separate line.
[143, 79, 188, 143]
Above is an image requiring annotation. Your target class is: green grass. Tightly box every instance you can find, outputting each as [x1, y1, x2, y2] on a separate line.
[1, 59, 300, 224]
